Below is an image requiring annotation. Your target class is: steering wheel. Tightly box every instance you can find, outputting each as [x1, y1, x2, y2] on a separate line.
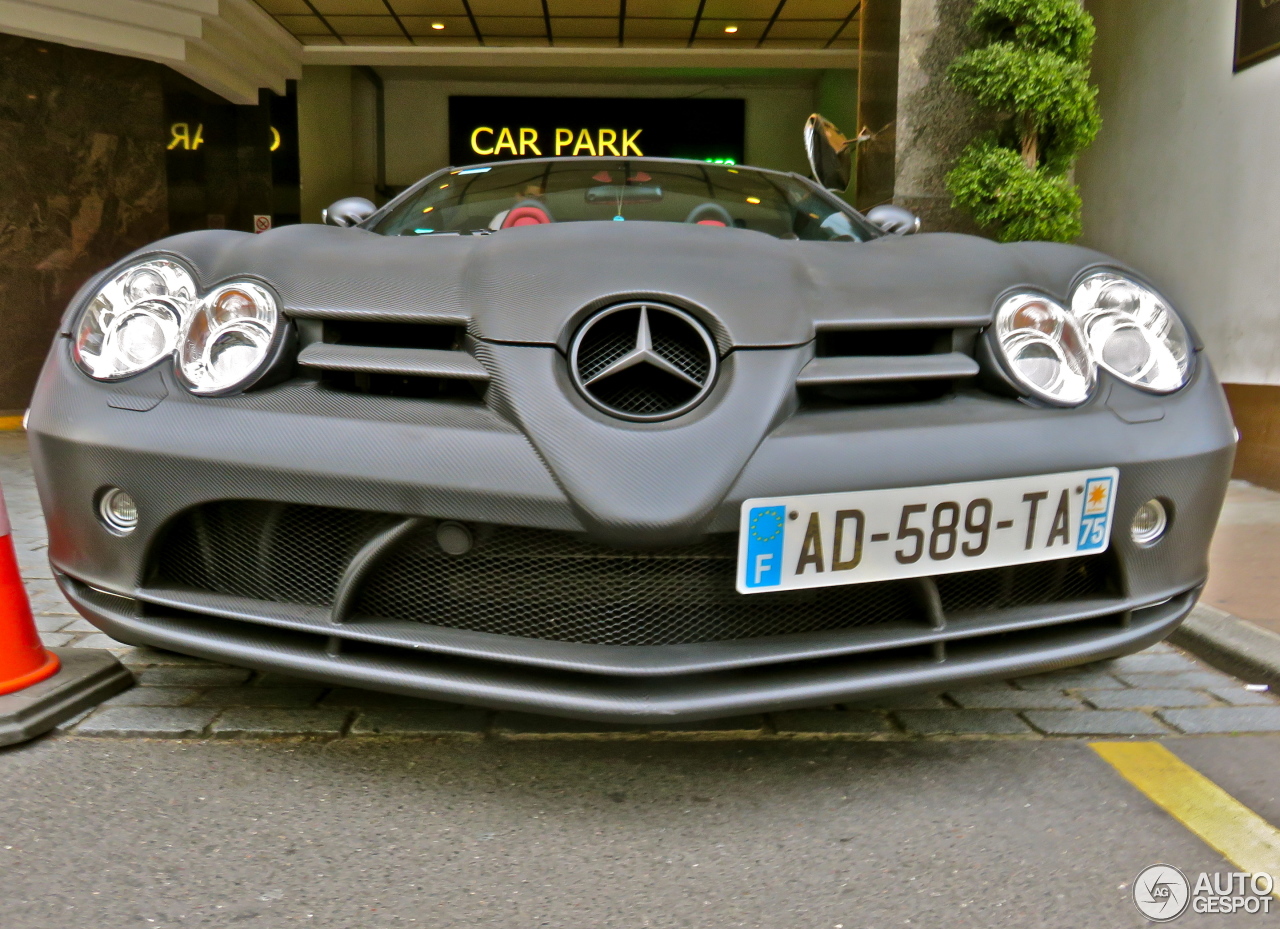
[684, 202, 734, 227]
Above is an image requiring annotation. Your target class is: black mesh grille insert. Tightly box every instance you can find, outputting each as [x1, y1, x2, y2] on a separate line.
[355, 528, 914, 646]
[150, 502, 1119, 647]
[153, 501, 391, 606]
[936, 555, 1116, 614]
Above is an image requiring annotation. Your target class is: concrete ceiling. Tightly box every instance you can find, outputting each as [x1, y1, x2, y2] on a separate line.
[0, 0, 860, 104]
[258, 0, 861, 49]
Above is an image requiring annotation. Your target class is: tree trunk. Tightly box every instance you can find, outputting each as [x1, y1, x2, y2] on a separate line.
[1021, 113, 1039, 171]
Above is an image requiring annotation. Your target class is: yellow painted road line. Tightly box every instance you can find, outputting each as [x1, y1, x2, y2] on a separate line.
[0, 414, 23, 431]
[1092, 741, 1280, 895]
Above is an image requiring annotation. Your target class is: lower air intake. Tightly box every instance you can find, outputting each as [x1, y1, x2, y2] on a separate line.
[152, 502, 1118, 647]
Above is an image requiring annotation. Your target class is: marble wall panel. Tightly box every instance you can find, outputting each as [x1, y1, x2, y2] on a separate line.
[0, 34, 168, 411]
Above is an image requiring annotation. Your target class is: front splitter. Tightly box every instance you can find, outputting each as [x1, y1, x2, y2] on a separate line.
[62, 576, 1195, 723]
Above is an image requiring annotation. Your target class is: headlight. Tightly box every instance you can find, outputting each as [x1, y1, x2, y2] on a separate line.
[72, 259, 196, 380]
[1070, 271, 1191, 393]
[992, 293, 1094, 406]
[176, 282, 280, 395]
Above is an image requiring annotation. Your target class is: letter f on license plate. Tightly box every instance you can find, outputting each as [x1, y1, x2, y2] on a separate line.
[744, 505, 786, 588]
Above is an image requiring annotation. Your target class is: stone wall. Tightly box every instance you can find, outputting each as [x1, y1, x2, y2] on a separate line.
[0, 34, 169, 413]
[894, 0, 985, 234]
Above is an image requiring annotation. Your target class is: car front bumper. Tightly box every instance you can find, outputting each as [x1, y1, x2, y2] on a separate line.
[27, 341, 1235, 721]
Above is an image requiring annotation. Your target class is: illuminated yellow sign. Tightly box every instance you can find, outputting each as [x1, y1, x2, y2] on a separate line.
[469, 127, 643, 158]
[168, 123, 283, 152]
[168, 122, 204, 151]
[449, 96, 742, 165]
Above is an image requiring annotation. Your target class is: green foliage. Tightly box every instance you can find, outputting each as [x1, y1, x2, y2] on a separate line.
[946, 137, 1082, 243]
[949, 43, 1100, 173]
[945, 0, 1100, 242]
[969, 0, 1095, 63]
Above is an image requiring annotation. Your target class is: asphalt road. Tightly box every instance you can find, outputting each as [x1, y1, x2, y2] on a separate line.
[4, 735, 1278, 928]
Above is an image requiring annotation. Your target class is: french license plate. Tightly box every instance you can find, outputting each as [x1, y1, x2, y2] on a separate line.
[736, 469, 1119, 594]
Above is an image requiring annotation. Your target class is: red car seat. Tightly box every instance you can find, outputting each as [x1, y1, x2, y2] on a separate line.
[684, 202, 734, 227]
[502, 205, 552, 228]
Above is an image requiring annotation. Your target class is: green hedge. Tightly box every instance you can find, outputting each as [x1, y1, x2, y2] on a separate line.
[945, 0, 1101, 242]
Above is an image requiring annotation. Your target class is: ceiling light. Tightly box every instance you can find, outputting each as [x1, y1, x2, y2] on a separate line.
[724, 25, 738, 33]
[431, 22, 445, 30]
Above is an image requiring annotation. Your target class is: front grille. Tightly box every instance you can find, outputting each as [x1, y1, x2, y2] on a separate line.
[815, 328, 954, 357]
[319, 369, 481, 400]
[307, 319, 483, 401]
[321, 320, 464, 351]
[800, 380, 955, 406]
[802, 326, 978, 407]
[151, 502, 1119, 647]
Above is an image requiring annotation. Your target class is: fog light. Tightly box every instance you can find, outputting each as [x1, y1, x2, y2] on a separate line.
[98, 487, 138, 535]
[1130, 498, 1168, 546]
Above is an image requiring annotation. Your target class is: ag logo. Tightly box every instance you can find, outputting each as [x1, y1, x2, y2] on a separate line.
[1133, 864, 1190, 921]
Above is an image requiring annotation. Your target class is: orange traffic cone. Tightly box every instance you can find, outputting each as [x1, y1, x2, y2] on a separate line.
[0, 484, 60, 695]
[0, 480, 132, 745]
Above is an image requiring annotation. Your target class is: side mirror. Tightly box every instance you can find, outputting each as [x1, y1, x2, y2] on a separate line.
[865, 204, 922, 236]
[803, 113, 854, 191]
[322, 197, 377, 227]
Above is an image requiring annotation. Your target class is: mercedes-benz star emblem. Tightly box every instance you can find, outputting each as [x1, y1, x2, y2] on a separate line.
[569, 301, 718, 422]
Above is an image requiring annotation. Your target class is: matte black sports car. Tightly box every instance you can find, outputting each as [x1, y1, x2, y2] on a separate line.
[27, 142, 1234, 721]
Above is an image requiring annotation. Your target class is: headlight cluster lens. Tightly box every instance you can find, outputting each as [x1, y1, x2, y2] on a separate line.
[992, 271, 1192, 406]
[73, 260, 195, 379]
[1071, 272, 1191, 393]
[177, 283, 279, 395]
[73, 258, 281, 396]
[994, 294, 1094, 405]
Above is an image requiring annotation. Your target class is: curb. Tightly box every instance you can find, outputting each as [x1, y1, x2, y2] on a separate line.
[1171, 603, 1280, 689]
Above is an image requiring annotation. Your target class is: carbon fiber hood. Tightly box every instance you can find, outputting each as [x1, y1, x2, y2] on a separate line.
[72, 221, 1129, 544]
[111, 221, 1117, 349]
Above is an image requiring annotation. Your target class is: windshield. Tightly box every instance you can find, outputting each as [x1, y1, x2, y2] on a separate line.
[369, 159, 880, 242]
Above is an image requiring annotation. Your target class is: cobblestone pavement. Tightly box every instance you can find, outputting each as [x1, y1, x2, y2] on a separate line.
[6, 433, 1279, 741]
